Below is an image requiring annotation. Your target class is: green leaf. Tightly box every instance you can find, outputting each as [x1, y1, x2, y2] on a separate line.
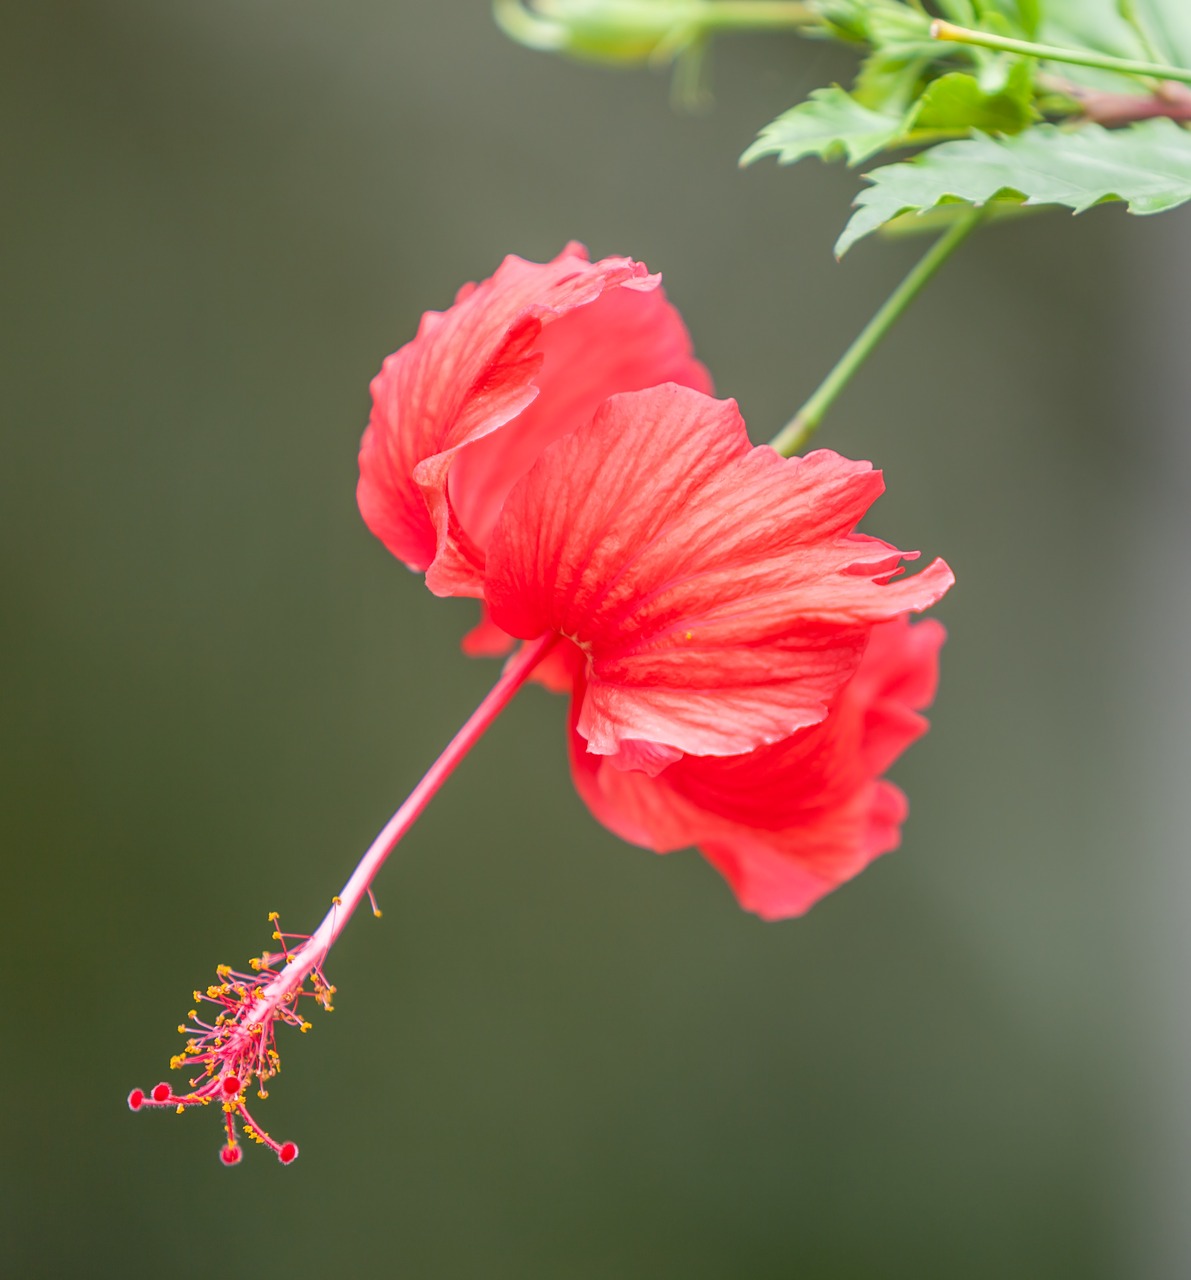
[906, 64, 1037, 135]
[836, 117, 1191, 253]
[741, 86, 905, 168]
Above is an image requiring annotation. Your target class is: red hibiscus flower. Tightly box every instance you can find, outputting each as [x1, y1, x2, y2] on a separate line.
[132, 248, 953, 1164]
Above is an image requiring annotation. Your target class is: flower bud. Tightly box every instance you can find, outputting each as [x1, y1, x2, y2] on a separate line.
[494, 0, 706, 66]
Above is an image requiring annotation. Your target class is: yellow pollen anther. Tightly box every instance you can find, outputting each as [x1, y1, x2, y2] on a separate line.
[267, 911, 279, 922]
[332, 896, 342, 906]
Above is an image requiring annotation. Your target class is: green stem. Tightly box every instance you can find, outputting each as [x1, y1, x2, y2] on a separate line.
[932, 19, 1191, 87]
[769, 208, 983, 457]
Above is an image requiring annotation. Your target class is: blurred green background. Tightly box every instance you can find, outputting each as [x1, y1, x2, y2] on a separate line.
[4, 2, 1187, 1276]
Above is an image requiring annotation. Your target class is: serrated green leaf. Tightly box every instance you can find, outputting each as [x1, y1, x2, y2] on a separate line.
[742, 87, 905, 168]
[906, 64, 1036, 135]
[837, 118, 1191, 254]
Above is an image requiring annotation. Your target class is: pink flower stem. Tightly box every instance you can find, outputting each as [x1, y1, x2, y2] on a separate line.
[237, 631, 559, 1029]
[1054, 80, 1191, 126]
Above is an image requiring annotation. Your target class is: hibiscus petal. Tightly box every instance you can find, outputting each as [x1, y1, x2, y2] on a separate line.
[487, 385, 953, 758]
[568, 616, 944, 919]
[460, 608, 518, 660]
[699, 835, 848, 920]
[357, 244, 711, 598]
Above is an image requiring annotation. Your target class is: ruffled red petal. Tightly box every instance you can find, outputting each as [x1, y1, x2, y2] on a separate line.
[487, 384, 952, 761]
[569, 617, 945, 919]
[357, 244, 711, 598]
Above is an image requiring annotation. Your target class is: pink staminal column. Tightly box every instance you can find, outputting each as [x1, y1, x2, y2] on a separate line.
[128, 633, 558, 1165]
